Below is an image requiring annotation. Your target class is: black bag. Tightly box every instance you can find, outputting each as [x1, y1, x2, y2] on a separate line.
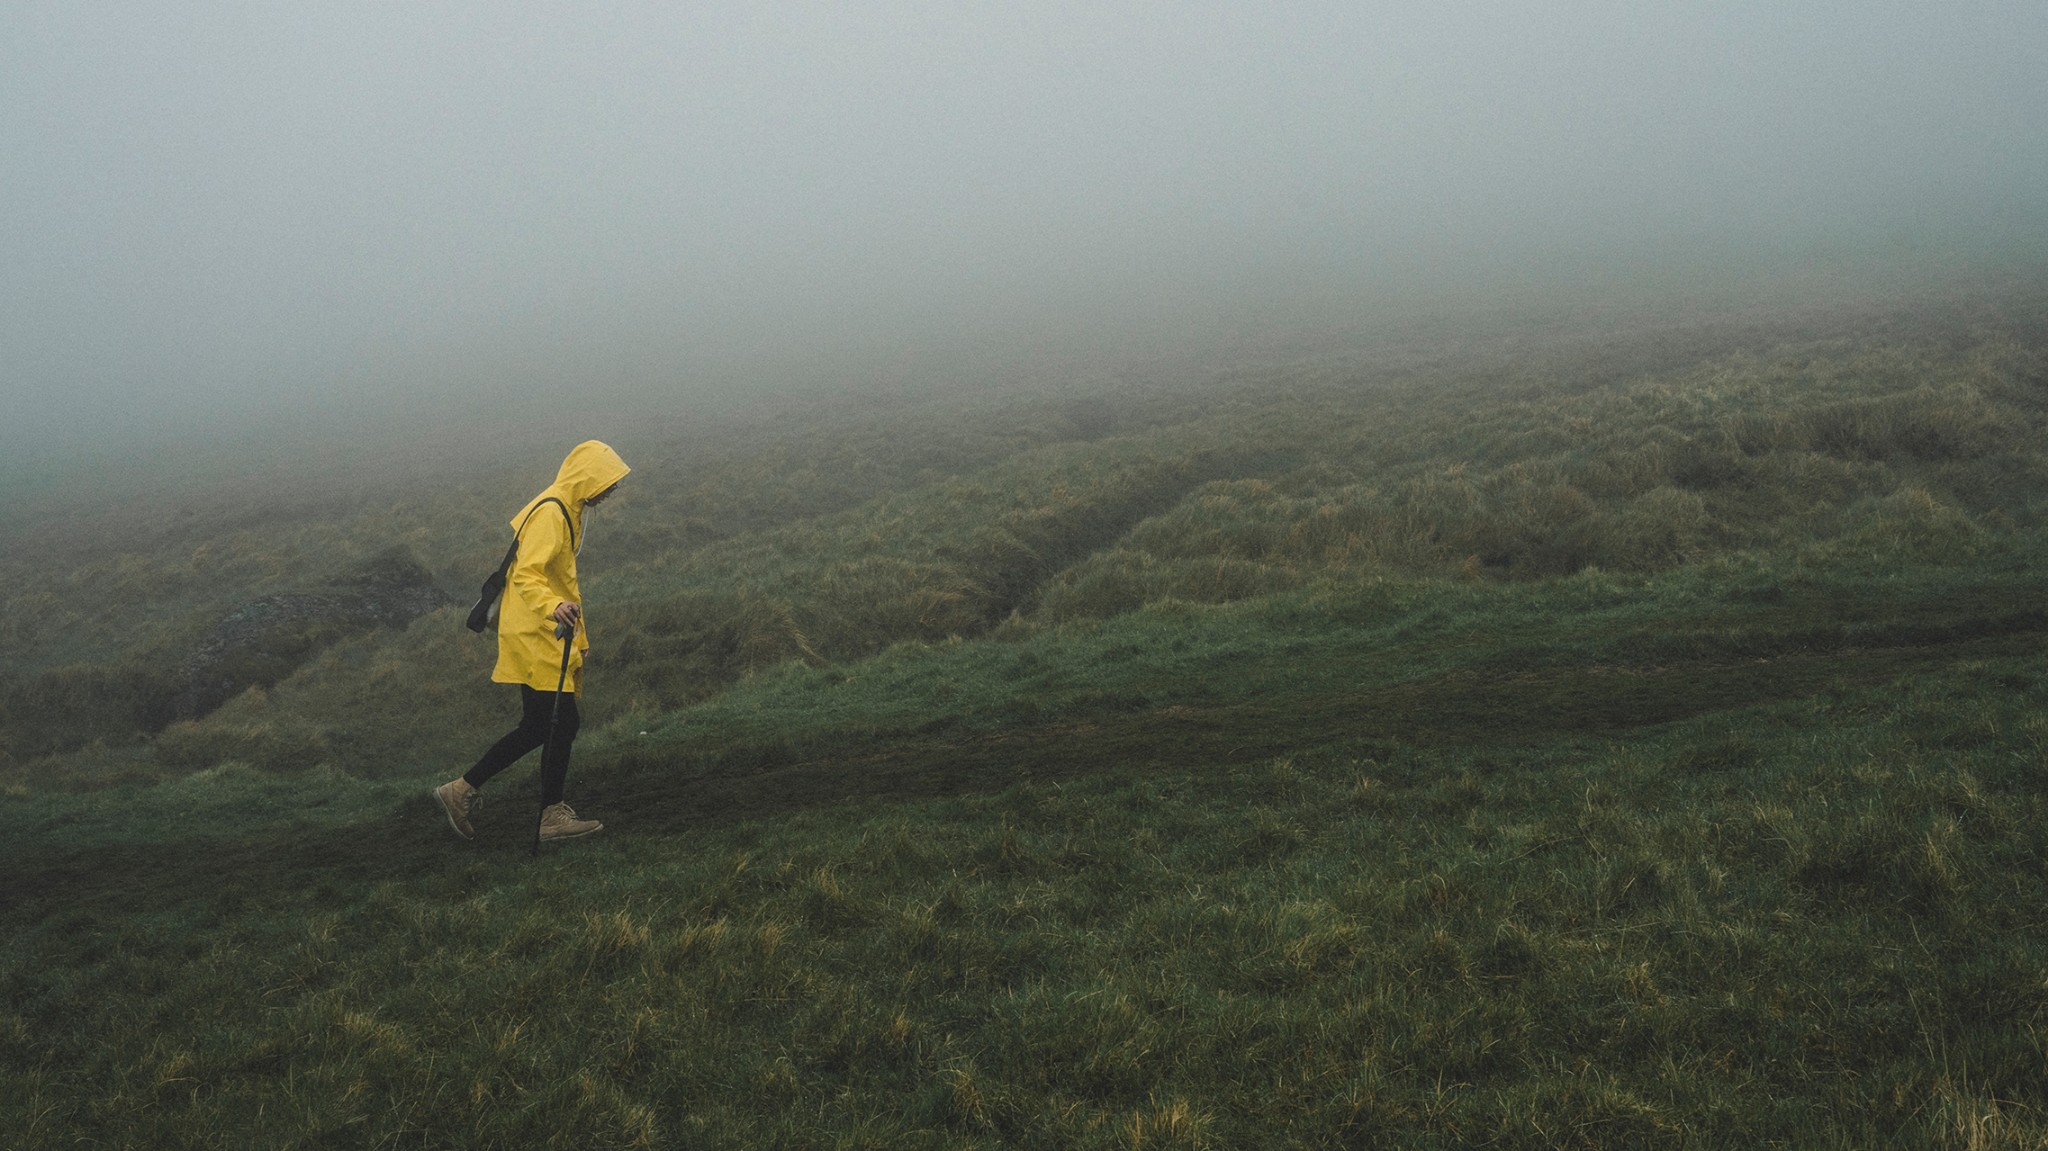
[465, 497, 573, 633]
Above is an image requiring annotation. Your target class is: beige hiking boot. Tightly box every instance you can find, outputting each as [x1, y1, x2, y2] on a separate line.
[433, 778, 482, 840]
[538, 801, 603, 842]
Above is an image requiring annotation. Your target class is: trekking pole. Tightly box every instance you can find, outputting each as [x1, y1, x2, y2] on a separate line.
[533, 618, 575, 857]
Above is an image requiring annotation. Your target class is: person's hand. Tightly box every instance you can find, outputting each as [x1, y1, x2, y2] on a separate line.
[552, 601, 582, 629]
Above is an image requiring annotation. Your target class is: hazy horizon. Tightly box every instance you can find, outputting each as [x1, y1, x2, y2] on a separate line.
[6, 3, 2045, 473]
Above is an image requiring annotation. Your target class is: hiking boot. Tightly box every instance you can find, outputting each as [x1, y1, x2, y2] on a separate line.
[433, 778, 482, 840]
[538, 801, 603, 842]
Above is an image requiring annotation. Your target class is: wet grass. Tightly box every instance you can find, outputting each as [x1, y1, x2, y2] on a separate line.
[6, 536, 2048, 1148]
[5, 284, 2048, 1146]
[7, 281, 2045, 776]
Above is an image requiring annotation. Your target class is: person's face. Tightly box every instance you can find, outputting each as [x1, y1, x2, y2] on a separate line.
[587, 482, 620, 507]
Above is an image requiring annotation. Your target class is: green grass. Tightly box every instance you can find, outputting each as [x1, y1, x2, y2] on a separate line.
[8, 538, 2048, 1147]
[5, 281, 2048, 1147]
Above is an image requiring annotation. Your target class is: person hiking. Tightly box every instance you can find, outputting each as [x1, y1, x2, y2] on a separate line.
[434, 440, 630, 844]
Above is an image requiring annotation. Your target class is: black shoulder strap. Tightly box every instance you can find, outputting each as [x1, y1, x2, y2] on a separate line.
[515, 496, 576, 552]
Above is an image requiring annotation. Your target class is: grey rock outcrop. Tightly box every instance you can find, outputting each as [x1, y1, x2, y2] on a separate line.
[175, 546, 449, 719]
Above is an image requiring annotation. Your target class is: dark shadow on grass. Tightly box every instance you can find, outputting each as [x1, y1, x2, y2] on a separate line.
[6, 628, 2040, 922]
[579, 630, 2042, 838]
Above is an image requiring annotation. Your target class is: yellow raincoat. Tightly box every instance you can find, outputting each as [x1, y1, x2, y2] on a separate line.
[493, 440, 630, 693]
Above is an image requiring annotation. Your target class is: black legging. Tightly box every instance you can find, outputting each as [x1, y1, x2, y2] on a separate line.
[463, 685, 580, 805]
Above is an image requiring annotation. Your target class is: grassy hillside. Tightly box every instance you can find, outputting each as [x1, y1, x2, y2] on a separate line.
[4, 279, 2048, 1147]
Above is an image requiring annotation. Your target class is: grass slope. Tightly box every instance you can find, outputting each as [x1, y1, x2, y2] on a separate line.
[7, 539, 2048, 1148]
[5, 282, 2048, 1147]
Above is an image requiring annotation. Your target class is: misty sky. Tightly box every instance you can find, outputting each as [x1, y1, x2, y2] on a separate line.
[4, 2, 2044, 461]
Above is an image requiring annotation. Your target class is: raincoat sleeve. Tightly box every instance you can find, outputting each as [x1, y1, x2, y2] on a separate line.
[506, 507, 573, 625]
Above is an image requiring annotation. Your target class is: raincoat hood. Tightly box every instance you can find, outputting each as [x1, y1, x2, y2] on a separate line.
[512, 440, 631, 534]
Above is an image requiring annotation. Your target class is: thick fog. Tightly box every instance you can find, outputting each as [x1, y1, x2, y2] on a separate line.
[4, 2, 2044, 477]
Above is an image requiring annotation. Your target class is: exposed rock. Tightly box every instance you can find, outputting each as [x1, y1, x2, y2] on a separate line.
[174, 546, 449, 720]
